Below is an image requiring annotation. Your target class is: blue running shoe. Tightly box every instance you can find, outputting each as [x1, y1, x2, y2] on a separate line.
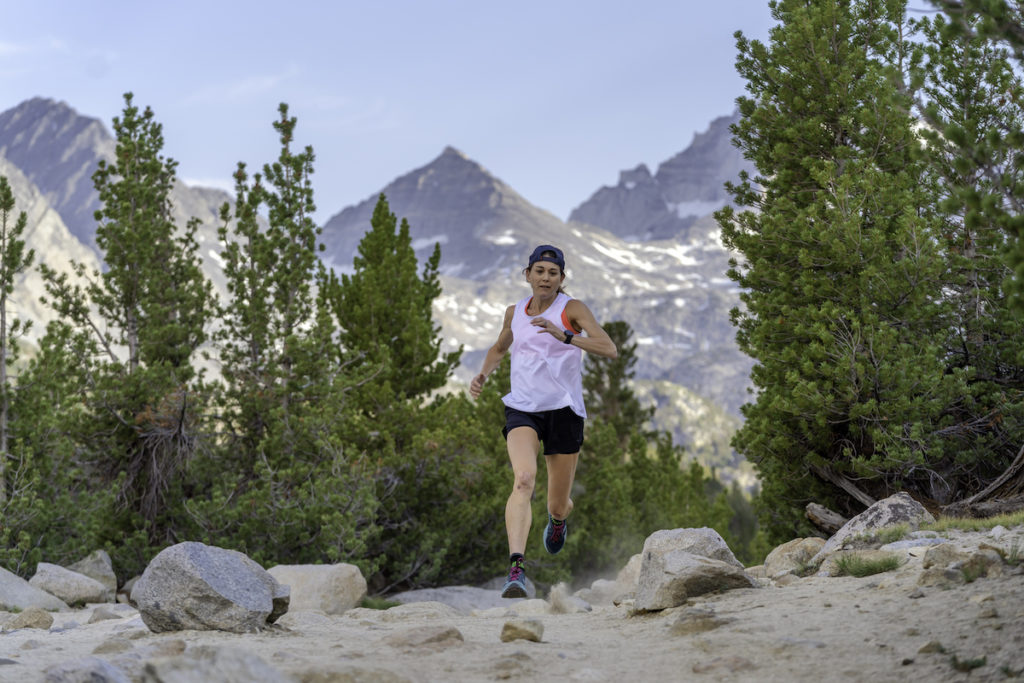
[501, 564, 528, 598]
[543, 515, 568, 554]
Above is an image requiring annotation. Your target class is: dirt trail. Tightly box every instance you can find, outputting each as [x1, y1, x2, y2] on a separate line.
[2, 548, 1022, 682]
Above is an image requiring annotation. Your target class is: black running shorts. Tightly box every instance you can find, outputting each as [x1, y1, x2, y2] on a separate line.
[503, 405, 585, 455]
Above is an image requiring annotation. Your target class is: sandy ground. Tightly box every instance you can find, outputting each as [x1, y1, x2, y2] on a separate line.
[1, 535, 1022, 682]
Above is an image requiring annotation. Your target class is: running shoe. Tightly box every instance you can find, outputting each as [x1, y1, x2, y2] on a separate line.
[543, 515, 568, 554]
[501, 564, 528, 599]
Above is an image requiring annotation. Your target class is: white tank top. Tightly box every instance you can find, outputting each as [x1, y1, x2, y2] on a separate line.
[502, 292, 587, 418]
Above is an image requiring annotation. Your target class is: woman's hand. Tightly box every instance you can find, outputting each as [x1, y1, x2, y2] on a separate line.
[470, 372, 487, 399]
[531, 316, 565, 341]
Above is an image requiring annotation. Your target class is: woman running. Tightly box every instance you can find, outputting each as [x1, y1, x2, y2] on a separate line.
[470, 244, 618, 598]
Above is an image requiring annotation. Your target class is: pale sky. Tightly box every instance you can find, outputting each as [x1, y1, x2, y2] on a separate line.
[0, 1, 776, 224]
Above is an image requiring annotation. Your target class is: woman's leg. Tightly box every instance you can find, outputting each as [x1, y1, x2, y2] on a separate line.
[545, 451, 579, 520]
[505, 427, 540, 555]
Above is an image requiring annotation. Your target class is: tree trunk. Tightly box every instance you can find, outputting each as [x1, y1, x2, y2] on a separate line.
[942, 444, 1024, 518]
[810, 464, 877, 508]
[805, 502, 849, 534]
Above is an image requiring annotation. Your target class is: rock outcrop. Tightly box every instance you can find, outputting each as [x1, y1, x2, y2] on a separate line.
[131, 542, 289, 633]
[811, 492, 936, 565]
[0, 566, 70, 612]
[634, 527, 757, 611]
[267, 562, 366, 615]
[29, 562, 111, 606]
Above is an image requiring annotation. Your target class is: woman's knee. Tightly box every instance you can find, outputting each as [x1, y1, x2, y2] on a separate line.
[548, 497, 573, 519]
[512, 470, 536, 494]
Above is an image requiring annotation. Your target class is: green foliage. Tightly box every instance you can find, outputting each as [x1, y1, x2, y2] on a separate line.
[360, 596, 401, 610]
[363, 393, 509, 592]
[911, 9, 1024, 504]
[19, 94, 214, 572]
[923, 509, 1024, 532]
[0, 175, 34, 505]
[950, 654, 987, 673]
[325, 193, 461, 403]
[719, 0, 1024, 542]
[929, 0, 1024, 313]
[872, 524, 909, 545]
[89, 92, 213, 375]
[191, 104, 379, 572]
[834, 553, 902, 577]
[1, 321, 124, 577]
[583, 321, 655, 444]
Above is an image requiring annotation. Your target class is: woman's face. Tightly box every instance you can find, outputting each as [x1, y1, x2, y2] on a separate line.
[526, 261, 565, 296]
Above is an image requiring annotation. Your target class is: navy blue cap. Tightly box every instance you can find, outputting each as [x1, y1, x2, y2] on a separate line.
[528, 244, 565, 271]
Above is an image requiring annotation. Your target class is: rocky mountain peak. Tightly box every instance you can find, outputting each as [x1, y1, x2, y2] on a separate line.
[655, 111, 747, 205]
[320, 146, 561, 278]
[619, 164, 655, 186]
[0, 97, 114, 250]
[568, 111, 752, 242]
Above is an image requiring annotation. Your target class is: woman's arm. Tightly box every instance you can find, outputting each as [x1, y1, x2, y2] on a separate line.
[531, 299, 618, 359]
[470, 305, 515, 399]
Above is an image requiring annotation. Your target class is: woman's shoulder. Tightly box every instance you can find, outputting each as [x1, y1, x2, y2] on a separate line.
[563, 295, 588, 311]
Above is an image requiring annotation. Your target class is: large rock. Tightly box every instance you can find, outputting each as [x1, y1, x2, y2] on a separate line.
[634, 528, 756, 611]
[0, 566, 69, 611]
[764, 537, 826, 577]
[29, 562, 110, 605]
[636, 552, 757, 611]
[266, 563, 366, 614]
[642, 528, 745, 569]
[132, 542, 289, 633]
[811, 492, 936, 565]
[68, 549, 118, 599]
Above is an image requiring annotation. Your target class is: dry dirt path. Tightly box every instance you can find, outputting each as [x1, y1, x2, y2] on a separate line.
[1, 558, 1022, 682]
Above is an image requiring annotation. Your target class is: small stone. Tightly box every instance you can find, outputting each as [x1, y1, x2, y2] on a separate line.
[668, 608, 735, 636]
[92, 638, 133, 655]
[968, 593, 994, 604]
[4, 608, 53, 631]
[500, 619, 544, 643]
[904, 628, 920, 637]
[901, 658, 914, 666]
[384, 625, 464, 648]
[692, 656, 756, 673]
[918, 640, 944, 654]
[88, 605, 123, 624]
[978, 606, 999, 619]
[907, 588, 925, 599]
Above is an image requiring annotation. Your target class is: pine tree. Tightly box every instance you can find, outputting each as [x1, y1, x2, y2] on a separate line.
[0, 176, 34, 504]
[582, 320, 655, 444]
[214, 102, 326, 457]
[32, 93, 214, 566]
[912, 8, 1024, 508]
[195, 103, 377, 567]
[326, 194, 461, 405]
[719, 0, 957, 534]
[928, 0, 1024, 310]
